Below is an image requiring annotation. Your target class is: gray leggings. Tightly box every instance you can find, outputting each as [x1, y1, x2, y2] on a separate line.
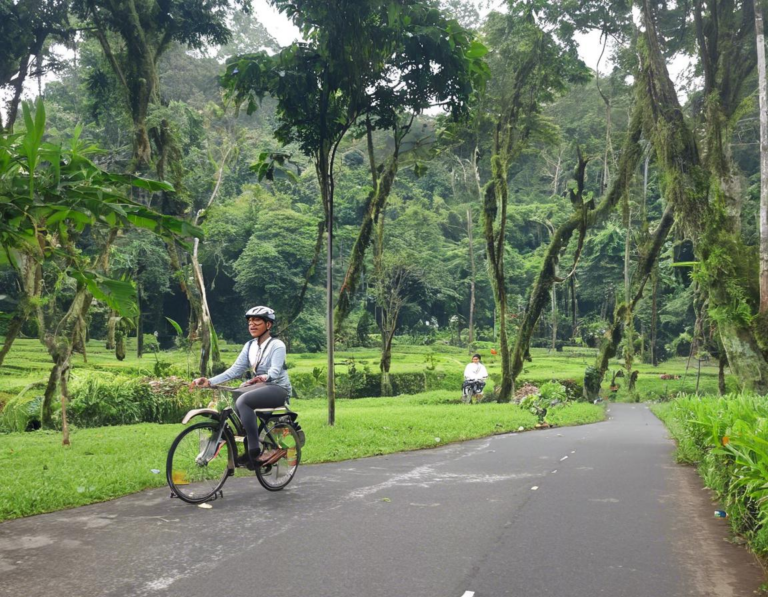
[235, 383, 289, 453]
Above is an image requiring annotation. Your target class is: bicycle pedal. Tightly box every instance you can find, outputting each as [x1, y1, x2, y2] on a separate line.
[234, 436, 245, 443]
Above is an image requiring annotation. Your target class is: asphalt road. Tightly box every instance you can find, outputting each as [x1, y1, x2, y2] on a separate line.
[1, 404, 763, 597]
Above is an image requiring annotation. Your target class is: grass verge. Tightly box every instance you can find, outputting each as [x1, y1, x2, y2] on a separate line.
[1, 391, 604, 521]
[651, 396, 768, 557]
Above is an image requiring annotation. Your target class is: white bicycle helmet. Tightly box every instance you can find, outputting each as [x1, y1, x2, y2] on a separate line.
[244, 305, 276, 322]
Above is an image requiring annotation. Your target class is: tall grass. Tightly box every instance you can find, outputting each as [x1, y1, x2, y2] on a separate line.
[652, 394, 768, 555]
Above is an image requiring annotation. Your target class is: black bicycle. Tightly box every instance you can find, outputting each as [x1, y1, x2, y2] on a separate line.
[462, 379, 486, 404]
[166, 385, 304, 504]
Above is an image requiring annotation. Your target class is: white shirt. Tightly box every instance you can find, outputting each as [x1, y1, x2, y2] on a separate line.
[248, 339, 265, 370]
[464, 362, 488, 381]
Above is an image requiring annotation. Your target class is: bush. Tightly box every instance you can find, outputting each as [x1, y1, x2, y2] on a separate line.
[656, 394, 768, 555]
[518, 381, 568, 424]
[67, 373, 206, 427]
[0, 391, 12, 413]
[1, 388, 44, 432]
[291, 369, 464, 399]
[143, 334, 160, 353]
[560, 378, 586, 401]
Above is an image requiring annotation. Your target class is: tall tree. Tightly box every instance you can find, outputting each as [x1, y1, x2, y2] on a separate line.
[0, 0, 71, 132]
[73, 0, 243, 168]
[0, 100, 201, 439]
[475, 4, 589, 401]
[639, 0, 768, 392]
[757, 0, 768, 314]
[224, 0, 486, 421]
[72, 0, 248, 375]
[466, 206, 477, 346]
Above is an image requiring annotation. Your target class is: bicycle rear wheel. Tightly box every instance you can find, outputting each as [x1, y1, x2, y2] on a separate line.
[256, 421, 301, 491]
[167, 421, 234, 504]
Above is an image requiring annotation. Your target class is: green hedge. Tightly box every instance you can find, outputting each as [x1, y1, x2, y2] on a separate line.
[289, 372, 584, 401]
[653, 394, 768, 555]
[291, 370, 466, 399]
[0, 374, 208, 432]
[67, 375, 207, 427]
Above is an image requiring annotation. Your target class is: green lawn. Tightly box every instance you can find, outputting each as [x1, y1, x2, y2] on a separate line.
[0, 391, 604, 521]
[0, 337, 732, 402]
[0, 336, 724, 521]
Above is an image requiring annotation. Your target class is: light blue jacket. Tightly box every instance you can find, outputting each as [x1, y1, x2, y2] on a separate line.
[209, 337, 292, 395]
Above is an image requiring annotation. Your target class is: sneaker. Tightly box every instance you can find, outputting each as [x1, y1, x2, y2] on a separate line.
[257, 448, 288, 466]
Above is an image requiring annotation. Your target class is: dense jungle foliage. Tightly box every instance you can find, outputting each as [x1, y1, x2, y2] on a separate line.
[1, 0, 768, 409]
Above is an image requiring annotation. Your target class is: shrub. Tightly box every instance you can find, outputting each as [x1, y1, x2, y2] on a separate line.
[67, 373, 206, 427]
[658, 394, 768, 555]
[143, 334, 160, 353]
[291, 369, 464, 399]
[68, 375, 142, 426]
[514, 382, 540, 403]
[1, 387, 44, 432]
[539, 381, 567, 403]
[560, 378, 585, 401]
[518, 381, 568, 424]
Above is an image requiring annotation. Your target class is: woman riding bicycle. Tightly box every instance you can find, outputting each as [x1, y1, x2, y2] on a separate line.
[190, 305, 292, 468]
[463, 353, 488, 404]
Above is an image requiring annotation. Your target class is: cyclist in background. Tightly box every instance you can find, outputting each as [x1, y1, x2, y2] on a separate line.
[190, 306, 292, 468]
[463, 353, 488, 404]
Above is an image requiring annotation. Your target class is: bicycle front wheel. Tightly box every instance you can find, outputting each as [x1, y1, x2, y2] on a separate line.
[167, 421, 234, 504]
[256, 421, 301, 492]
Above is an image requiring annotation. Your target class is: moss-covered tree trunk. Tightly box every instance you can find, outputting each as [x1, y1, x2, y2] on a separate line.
[106, 311, 117, 350]
[510, 118, 644, 385]
[90, 3, 161, 168]
[650, 266, 659, 366]
[41, 286, 88, 429]
[482, 149, 512, 401]
[59, 362, 72, 446]
[41, 231, 117, 432]
[467, 207, 477, 347]
[718, 344, 728, 395]
[335, 122, 402, 333]
[640, 0, 768, 393]
[757, 0, 768, 314]
[622, 202, 636, 394]
[591, 204, 676, 398]
[380, 329, 395, 397]
[115, 317, 127, 361]
[570, 275, 578, 340]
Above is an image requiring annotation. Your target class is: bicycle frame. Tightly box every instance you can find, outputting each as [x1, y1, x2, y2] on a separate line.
[180, 385, 297, 463]
[169, 386, 303, 502]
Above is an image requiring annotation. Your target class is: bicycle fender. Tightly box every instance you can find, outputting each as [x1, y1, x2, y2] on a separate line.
[181, 408, 220, 424]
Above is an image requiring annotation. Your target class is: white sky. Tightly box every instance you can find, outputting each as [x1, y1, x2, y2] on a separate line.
[254, 0, 615, 70]
[252, 0, 301, 46]
[252, 1, 688, 85]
